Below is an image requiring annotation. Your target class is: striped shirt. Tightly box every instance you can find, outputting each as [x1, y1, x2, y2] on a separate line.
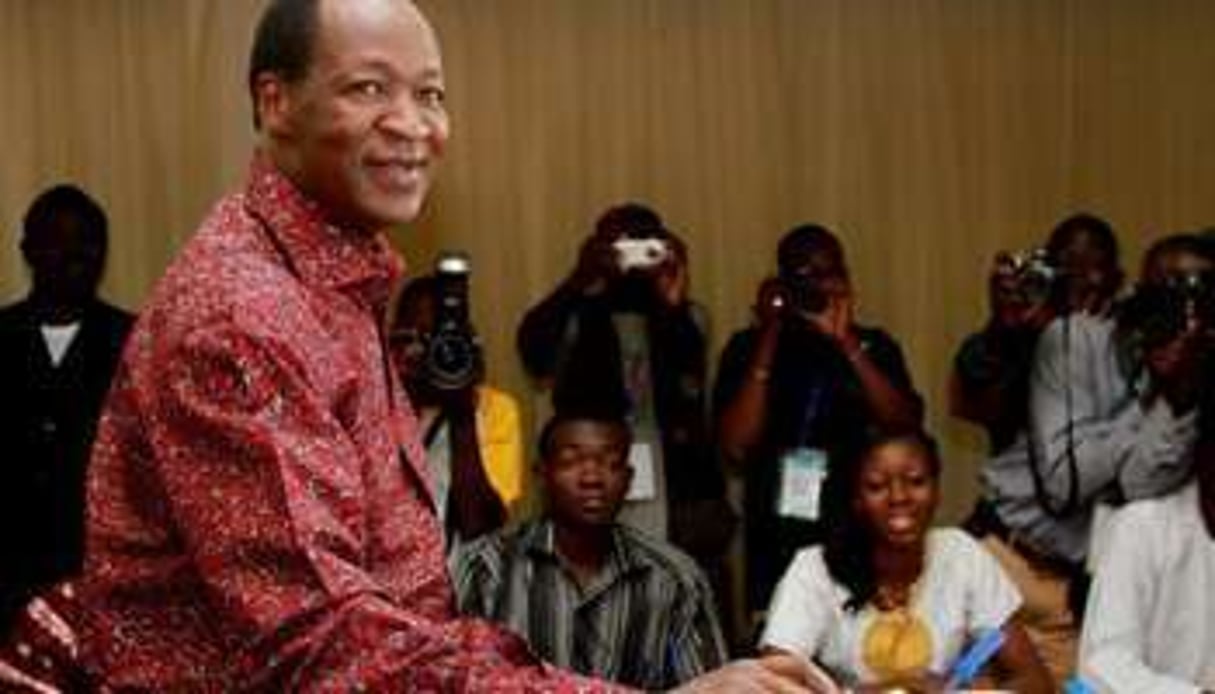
[452, 519, 728, 690]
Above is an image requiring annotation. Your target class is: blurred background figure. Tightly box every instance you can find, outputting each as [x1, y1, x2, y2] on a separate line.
[714, 223, 923, 628]
[951, 213, 1125, 456]
[390, 255, 523, 552]
[0, 184, 133, 639]
[965, 219, 1211, 686]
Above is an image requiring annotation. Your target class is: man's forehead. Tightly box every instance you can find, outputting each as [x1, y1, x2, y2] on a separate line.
[1148, 249, 1212, 280]
[312, 0, 441, 73]
[553, 421, 628, 447]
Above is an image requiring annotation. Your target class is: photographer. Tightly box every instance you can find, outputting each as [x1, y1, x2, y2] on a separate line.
[516, 203, 729, 563]
[970, 225, 1209, 686]
[713, 223, 923, 622]
[951, 214, 1124, 455]
[391, 261, 523, 552]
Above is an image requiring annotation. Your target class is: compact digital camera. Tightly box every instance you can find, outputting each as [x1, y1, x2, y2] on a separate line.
[422, 251, 483, 392]
[994, 247, 1060, 306]
[613, 237, 669, 271]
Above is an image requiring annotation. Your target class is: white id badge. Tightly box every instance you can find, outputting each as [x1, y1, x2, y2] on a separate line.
[625, 442, 658, 500]
[776, 447, 828, 521]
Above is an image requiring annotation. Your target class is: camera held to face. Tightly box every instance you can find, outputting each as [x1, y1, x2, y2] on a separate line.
[780, 273, 829, 315]
[1120, 270, 1215, 349]
[613, 237, 669, 272]
[423, 252, 484, 392]
[994, 248, 1060, 307]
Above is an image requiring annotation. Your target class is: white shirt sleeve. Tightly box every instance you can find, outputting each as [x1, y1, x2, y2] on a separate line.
[947, 530, 1021, 632]
[1080, 503, 1203, 694]
[759, 548, 837, 662]
[1028, 317, 1194, 509]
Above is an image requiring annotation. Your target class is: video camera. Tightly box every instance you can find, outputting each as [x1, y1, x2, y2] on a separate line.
[421, 251, 483, 392]
[1119, 270, 1215, 348]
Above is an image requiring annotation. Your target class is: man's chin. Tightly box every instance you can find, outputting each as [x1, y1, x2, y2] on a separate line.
[341, 189, 427, 231]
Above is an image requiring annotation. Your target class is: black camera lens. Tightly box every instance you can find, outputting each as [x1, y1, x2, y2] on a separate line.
[423, 251, 482, 392]
[781, 274, 828, 314]
[1121, 271, 1215, 348]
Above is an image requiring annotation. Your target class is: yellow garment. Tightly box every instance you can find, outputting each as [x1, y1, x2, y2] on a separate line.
[475, 386, 525, 509]
[861, 607, 934, 683]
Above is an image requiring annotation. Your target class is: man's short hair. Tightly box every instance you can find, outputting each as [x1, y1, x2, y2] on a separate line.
[594, 202, 668, 239]
[1141, 232, 1214, 276]
[777, 223, 842, 275]
[537, 411, 633, 464]
[22, 184, 108, 251]
[1045, 212, 1120, 265]
[247, 0, 321, 129]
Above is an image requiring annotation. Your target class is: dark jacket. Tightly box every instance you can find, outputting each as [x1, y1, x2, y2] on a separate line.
[0, 298, 133, 630]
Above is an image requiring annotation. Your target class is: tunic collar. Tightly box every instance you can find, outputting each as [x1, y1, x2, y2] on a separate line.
[243, 152, 405, 311]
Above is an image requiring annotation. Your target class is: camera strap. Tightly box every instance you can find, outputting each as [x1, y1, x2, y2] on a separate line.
[423, 411, 447, 448]
[1025, 314, 1083, 519]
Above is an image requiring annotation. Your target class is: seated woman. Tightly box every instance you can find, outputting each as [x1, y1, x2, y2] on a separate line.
[759, 431, 1050, 693]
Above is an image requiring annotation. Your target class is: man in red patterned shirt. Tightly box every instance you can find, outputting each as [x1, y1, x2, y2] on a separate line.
[74, 0, 828, 691]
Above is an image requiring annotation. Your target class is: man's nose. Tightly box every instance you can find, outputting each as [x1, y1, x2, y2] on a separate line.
[379, 94, 433, 140]
[576, 457, 610, 484]
[889, 481, 910, 504]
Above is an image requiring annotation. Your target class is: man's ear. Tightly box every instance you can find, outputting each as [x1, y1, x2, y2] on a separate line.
[252, 72, 294, 137]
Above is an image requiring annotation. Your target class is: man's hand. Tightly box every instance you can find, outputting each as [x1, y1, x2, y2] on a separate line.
[1146, 325, 1211, 414]
[989, 258, 1054, 331]
[806, 293, 861, 357]
[569, 232, 622, 296]
[672, 654, 841, 693]
[652, 236, 690, 309]
[754, 277, 788, 328]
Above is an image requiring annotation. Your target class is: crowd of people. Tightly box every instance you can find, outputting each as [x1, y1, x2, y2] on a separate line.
[2, 0, 1214, 692]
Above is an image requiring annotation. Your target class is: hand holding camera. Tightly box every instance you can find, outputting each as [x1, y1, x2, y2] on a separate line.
[754, 275, 857, 351]
[613, 237, 669, 271]
[1122, 270, 1215, 412]
[989, 249, 1059, 330]
[806, 292, 857, 351]
[753, 277, 789, 328]
[423, 252, 484, 394]
[570, 233, 623, 295]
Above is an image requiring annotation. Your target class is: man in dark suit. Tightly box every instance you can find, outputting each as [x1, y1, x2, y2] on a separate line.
[0, 184, 133, 637]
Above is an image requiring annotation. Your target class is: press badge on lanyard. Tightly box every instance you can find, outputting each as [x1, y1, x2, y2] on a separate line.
[625, 442, 658, 500]
[775, 382, 829, 521]
[776, 447, 828, 521]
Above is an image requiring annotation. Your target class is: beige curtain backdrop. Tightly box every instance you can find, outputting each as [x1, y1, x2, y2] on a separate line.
[5, 0, 1215, 529]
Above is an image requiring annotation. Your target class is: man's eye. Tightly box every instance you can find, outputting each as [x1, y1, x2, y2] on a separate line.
[353, 81, 386, 98]
[417, 85, 446, 107]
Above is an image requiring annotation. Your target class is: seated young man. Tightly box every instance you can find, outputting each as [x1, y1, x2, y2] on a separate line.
[451, 412, 728, 690]
[1079, 410, 1215, 692]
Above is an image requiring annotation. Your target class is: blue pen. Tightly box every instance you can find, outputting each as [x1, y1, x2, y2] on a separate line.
[944, 627, 1006, 691]
[1063, 676, 1097, 694]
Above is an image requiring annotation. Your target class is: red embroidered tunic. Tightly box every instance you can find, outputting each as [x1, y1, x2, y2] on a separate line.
[78, 155, 618, 692]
